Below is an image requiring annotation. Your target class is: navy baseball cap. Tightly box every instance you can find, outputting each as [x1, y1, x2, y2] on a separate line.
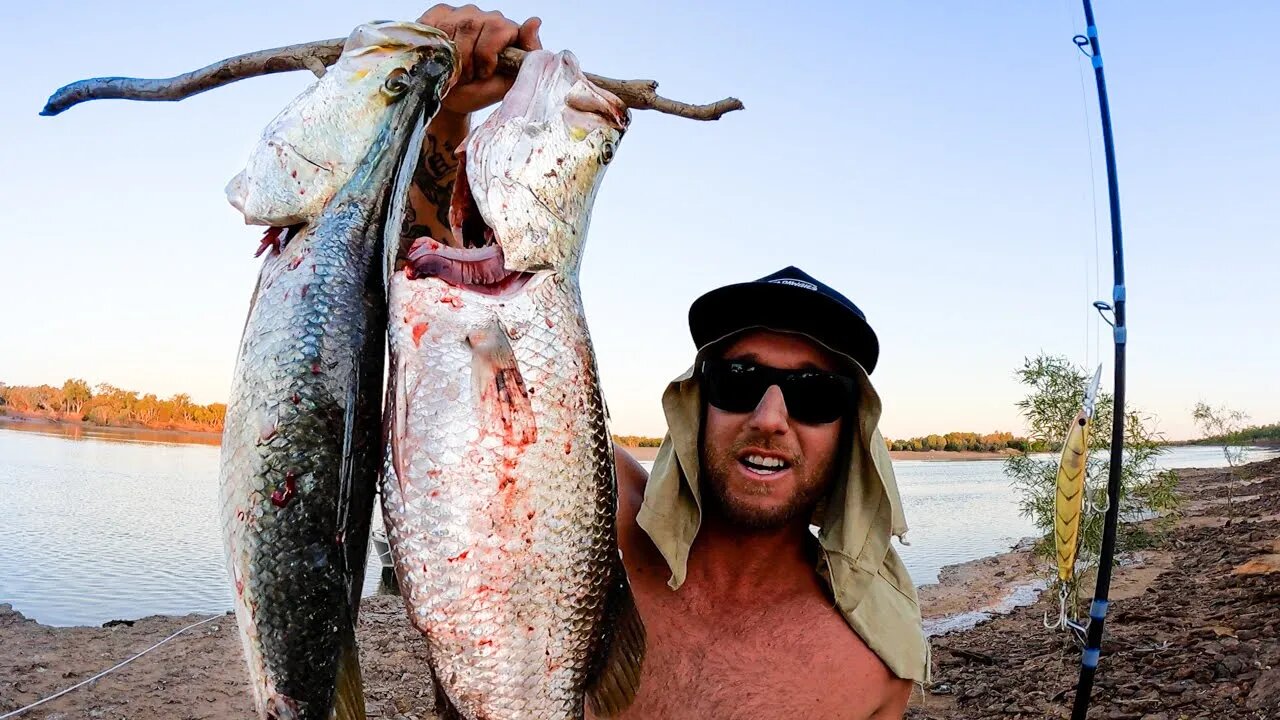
[688, 266, 880, 374]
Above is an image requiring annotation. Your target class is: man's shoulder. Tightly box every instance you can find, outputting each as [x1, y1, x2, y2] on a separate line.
[613, 443, 649, 520]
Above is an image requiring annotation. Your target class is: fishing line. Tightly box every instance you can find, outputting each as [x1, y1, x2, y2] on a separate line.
[1062, 0, 1104, 369]
[0, 614, 222, 719]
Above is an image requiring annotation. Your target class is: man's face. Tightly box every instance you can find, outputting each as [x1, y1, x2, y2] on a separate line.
[699, 330, 847, 531]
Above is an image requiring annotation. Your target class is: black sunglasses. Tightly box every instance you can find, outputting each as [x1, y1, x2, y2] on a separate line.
[700, 359, 857, 425]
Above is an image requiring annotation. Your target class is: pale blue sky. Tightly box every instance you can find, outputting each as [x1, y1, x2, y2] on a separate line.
[2, 2, 1276, 440]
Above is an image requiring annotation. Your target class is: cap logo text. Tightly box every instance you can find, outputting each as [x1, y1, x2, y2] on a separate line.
[768, 278, 818, 291]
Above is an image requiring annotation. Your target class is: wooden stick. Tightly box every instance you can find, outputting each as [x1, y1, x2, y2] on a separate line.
[41, 38, 743, 121]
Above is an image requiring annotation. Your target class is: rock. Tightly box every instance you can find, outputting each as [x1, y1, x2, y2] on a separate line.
[1246, 667, 1280, 711]
[1214, 657, 1247, 678]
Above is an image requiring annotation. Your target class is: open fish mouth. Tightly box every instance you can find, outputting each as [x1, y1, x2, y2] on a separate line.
[402, 150, 536, 297]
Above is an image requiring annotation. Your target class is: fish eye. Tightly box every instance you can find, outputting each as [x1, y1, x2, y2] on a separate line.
[600, 140, 615, 165]
[383, 68, 410, 98]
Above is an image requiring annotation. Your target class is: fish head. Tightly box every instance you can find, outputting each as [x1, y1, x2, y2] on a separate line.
[422, 49, 627, 287]
[227, 21, 458, 228]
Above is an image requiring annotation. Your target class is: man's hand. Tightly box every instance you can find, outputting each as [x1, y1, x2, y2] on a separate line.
[417, 4, 543, 116]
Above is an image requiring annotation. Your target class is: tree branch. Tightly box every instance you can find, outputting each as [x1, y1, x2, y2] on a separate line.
[41, 39, 743, 121]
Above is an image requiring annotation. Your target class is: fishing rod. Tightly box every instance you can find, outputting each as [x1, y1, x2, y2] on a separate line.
[1070, 1, 1127, 718]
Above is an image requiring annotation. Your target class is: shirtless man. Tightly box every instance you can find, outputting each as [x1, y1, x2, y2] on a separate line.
[408, 6, 925, 718]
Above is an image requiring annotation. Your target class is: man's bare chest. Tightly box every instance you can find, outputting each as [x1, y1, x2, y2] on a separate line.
[619, 581, 887, 719]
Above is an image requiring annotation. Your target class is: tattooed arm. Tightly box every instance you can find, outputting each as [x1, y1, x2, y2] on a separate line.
[403, 4, 543, 251]
[404, 110, 469, 247]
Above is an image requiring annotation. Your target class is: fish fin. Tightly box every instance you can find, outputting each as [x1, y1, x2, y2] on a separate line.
[390, 352, 411, 491]
[585, 568, 647, 717]
[467, 325, 537, 445]
[328, 632, 367, 720]
[432, 676, 468, 717]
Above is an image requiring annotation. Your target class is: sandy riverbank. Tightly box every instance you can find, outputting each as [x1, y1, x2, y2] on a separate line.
[4, 459, 1275, 718]
[0, 415, 222, 446]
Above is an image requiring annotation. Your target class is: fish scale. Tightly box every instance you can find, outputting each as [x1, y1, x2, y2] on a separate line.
[383, 49, 642, 720]
[219, 21, 456, 720]
[384, 272, 619, 719]
[221, 209, 384, 718]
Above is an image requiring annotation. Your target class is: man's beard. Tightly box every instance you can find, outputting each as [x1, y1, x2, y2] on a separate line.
[701, 437, 840, 532]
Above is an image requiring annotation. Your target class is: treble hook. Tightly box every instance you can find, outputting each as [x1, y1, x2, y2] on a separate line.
[1086, 484, 1111, 514]
[1044, 584, 1091, 639]
[1044, 585, 1072, 630]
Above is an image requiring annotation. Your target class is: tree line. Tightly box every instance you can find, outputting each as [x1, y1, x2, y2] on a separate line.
[883, 430, 1035, 453]
[612, 434, 664, 448]
[1188, 421, 1279, 446]
[0, 378, 226, 432]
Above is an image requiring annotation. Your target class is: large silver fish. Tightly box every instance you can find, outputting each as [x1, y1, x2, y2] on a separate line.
[381, 49, 643, 720]
[219, 21, 455, 720]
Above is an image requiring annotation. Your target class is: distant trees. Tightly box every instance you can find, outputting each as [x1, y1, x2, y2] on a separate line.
[0, 378, 225, 432]
[883, 430, 1030, 453]
[612, 434, 664, 448]
[1191, 419, 1279, 446]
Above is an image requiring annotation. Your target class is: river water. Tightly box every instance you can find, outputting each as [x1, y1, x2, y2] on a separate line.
[0, 420, 1271, 626]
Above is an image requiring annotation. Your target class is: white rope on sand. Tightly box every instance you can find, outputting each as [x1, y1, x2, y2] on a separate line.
[0, 614, 223, 719]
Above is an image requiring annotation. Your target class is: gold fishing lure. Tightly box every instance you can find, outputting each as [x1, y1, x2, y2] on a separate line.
[1054, 366, 1103, 583]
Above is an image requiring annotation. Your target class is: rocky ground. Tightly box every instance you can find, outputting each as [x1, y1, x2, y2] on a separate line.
[908, 457, 1280, 720]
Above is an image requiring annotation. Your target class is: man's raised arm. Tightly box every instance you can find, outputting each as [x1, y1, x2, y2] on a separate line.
[402, 4, 542, 250]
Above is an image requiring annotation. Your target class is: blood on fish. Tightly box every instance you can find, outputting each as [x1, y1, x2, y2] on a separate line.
[235, 578, 245, 595]
[291, 393, 301, 404]
[300, 285, 309, 298]
[545, 317, 554, 328]
[311, 362, 322, 375]
[288, 255, 304, 270]
[447, 550, 469, 563]
[254, 227, 285, 258]
[563, 441, 572, 455]
[270, 472, 298, 508]
[412, 322, 429, 346]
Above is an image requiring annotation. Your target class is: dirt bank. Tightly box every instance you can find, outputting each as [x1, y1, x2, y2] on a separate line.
[908, 457, 1280, 719]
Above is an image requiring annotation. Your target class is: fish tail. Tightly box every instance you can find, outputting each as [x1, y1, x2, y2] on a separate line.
[328, 632, 367, 720]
